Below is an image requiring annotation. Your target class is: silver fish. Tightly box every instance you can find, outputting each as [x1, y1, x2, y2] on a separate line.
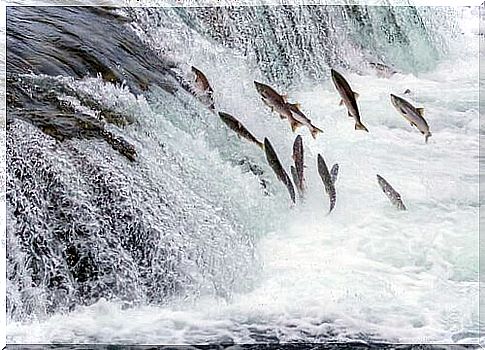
[390, 94, 431, 143]
[254, 81, 302, 132]
[376, 174, 407, 210]
[292, 135, 305, 197]
[264, 138, 296, 204]
[317, 153, 336, 213]
[368, 62, 398, 78]
[218, 112, 264, 150]
[191, 66, 215, 111]
[331, 69, 369, 132]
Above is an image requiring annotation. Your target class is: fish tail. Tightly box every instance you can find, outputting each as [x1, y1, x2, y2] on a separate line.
[311, 126, 324, 139]
[425, 132, 432, 143]
[355, 122, 369, 132]
[291, 120, 301, 132]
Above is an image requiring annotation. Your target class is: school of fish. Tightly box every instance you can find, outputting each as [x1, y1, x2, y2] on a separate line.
[188, 64, 431, 212]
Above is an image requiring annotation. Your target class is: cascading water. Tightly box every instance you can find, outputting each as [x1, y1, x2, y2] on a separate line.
[127, 5, 457, 86]
[5, 4, 479, 344]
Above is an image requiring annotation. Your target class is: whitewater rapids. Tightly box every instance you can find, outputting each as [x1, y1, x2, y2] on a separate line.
[5, 4, 480, 345]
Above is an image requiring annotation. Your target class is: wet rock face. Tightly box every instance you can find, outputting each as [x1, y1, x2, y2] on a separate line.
[7, 74, 138, 162]
[6, 6, 167, 161]
[5, 7, 184, 319]
[6, 6, 201, 162]
[7, 6, 177, 95]
[7, 7, 258, 321]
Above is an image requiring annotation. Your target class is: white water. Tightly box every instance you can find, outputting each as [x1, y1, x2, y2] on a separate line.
[6, 5, 479, 345]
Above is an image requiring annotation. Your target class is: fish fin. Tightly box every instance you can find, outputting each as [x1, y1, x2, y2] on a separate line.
[355, 122, 369, 132]
[282, 94, 288, 103]
[425, 132, 431, 143]
[348, 112, 354, 118]
[291, 102, 301, 110]
[339, 99, 344, 106]
[291, 121, 299, 132]
[311, 126, 323, 139]
[279, 114, 286, 119]
[258, 141, 265, 150]
[410, 121, 417, 127]
[353, 91, 359, 99]
[262, 98, 273, 112]
[416, 108, 425, 117]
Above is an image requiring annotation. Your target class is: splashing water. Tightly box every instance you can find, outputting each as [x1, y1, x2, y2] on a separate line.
[5, 4, 479, 344]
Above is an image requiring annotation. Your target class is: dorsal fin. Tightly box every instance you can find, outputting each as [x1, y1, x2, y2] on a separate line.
[416, 108, 425, 117]
[353, 91, 359, 99]
[290, 102, 301, 110]
[282, 94, 288, 103]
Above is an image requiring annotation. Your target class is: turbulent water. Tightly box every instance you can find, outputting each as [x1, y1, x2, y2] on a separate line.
[5, 4, 480, 345]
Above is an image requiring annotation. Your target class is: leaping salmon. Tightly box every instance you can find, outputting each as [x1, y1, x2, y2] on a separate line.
[264, 138, 296, 204]
[390, 94, 431, 143]
[331, 69, 369, 132]
[376, 174, 407, 210]
[218, 112, 264, 150]
[191, 66, 215, 111]
[292, 135, 305, 197]
[317, 153, 336, 213]
[254, 81, 302, 132]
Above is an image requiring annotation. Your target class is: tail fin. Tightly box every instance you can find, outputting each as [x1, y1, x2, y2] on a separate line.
[355, 122, 369, 132]
[311, 126, 324, 139]
[425, 132, 432, 143]
[291, 120, 302, 132]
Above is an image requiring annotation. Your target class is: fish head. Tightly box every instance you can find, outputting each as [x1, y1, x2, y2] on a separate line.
[254, 81, 268, 97]
[390, 94, 403, 110]
[263, 138, 281, 172]
[330, 69, 339, 80]
[191, 66, 204, 82]
[331, 68, 348, 86]
[376, 174, 385, 186]
[263, 138, 273, 154]
[191, 66, 200, 75]
[218, 111, 229, 121]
